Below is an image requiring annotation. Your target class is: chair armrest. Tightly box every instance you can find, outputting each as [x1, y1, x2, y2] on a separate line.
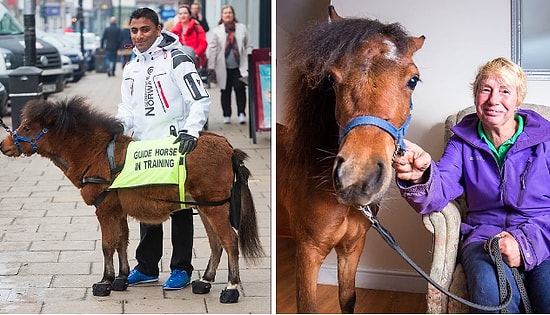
[422, 201, 463, 313]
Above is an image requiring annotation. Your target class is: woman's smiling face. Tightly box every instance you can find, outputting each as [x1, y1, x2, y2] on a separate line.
[475, 76, 519, 129]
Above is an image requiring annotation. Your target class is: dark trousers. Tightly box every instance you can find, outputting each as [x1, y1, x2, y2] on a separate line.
[105, 50, 117, 75]
[134, 210, 194, 276]
[221, 68, 246, 118]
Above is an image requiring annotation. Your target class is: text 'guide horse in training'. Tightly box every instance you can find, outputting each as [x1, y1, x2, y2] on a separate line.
[0, 97, 264, 303]
[276, 6, 425, 313]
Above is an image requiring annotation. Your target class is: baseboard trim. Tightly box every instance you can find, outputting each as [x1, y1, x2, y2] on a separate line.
[318, 264, 427, 294]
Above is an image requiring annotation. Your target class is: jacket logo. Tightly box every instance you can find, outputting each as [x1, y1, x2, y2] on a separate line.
[144, 66, 155, 116]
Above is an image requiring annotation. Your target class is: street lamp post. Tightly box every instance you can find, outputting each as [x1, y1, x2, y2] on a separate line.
[23, 0, 36, 66]
[78, 0, 84, 56]
[118, 0, 121, 29]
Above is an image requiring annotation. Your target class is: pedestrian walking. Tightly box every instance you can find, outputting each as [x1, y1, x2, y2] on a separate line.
[190, 1, 209, 33]
[118, 19, 133, 68]
[171, 5, 207, 71]
[208, 4, 252, 124]
[101, 16, 122, 76]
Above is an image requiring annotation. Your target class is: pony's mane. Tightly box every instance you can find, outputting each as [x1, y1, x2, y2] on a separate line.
[21, 96, 123, 138]
[288, 18, 409, 90]
[284, 17, 410, 166]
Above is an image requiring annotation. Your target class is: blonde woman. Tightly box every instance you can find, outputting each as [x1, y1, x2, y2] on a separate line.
[393, 57, 550, 313]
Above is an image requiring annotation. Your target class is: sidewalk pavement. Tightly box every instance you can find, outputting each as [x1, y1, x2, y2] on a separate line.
[0, 70, 271, 313]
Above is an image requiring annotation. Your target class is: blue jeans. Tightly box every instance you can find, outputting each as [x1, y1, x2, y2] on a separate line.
[105, 50, 117, 75]
[461, 241, 550, 313]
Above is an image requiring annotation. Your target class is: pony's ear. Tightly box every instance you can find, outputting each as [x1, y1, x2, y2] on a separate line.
[328, 5, 342, 21]
[407, 35, 426, 54]
[44, 112, 57, 127]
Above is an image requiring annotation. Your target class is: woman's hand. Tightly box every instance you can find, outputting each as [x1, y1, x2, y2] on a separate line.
[392, 139, 432, 183]
[495, 231, 523, 268]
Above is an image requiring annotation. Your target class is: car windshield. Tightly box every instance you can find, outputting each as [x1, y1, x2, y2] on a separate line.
[65, 32, 99, 50]
[39, 33, 68, 50]
[0, 7, 24, 35]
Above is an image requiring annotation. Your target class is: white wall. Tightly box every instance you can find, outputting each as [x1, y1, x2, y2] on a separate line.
[277, 0, 550, 293]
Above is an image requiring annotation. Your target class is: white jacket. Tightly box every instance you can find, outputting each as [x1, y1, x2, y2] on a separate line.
[116, 31, 210, 140]
[207, 22, 252, 88]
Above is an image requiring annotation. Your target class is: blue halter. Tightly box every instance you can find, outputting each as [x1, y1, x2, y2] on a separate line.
[12, 128, 49, 154]
[338, 99, 413, 154]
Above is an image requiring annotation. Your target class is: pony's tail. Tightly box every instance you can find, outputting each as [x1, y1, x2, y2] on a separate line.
[231, 149, 264, 264]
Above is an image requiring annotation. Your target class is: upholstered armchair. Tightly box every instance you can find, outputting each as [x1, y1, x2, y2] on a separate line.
[422, 103, 550, 313]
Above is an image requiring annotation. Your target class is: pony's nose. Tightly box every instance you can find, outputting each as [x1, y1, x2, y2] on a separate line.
[333, 155, 385, 203]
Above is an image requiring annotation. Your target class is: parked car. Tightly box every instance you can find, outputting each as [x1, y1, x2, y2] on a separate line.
[0, 3, 65, 98]
[60, 54, 75, 84]
[64, 32, 100, 71]
[39, 32, 86, 82]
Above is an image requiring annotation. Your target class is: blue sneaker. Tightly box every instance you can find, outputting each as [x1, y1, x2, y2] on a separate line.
[163, 269, 191, 290]
[127, 268, 159, 286]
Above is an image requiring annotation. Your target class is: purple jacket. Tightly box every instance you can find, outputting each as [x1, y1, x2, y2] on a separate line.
[398, 109, 550, 271]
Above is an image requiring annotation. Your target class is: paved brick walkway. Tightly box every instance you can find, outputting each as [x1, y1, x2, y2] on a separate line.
[0, 70, 271, 313]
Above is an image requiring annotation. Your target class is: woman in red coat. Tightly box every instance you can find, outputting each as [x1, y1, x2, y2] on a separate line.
[171, 5, 207, 69]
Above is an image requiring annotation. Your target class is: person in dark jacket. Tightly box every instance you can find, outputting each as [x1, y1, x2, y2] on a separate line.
[118, 19, 133, 68]
[393, 57, 550, 313]
[190, 1, 209, 33]
[101, 16, 121, 76]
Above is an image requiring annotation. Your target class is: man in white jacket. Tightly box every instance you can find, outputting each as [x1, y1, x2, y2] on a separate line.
[116, 7, 210, 290]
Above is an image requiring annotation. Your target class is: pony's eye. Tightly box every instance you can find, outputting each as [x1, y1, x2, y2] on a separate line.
[407, 76, 420, 90]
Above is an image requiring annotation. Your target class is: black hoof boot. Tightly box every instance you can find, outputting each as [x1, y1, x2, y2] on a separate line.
[219, 288, 239, 303]
[112, 277, 128, 291]
[92, 282, 112, 296]
[192, 280, 212, 294]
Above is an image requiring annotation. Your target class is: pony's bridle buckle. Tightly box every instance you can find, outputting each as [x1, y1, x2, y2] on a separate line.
[12, 128, 49, 154]
[357, 205, 375, 224]
[393, 143, 407, 161]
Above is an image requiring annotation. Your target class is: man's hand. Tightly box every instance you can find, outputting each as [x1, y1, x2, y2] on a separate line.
[173, 130, 197, 154]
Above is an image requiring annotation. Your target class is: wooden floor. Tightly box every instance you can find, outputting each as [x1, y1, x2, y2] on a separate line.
[276, 237, 427, 313]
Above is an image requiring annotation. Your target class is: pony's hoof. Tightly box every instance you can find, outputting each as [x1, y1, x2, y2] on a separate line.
[219, 288, 239, 303]
[112, 277, 128, 291]
[192, 280, 212, 294]
[92, 282, 112, 296]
